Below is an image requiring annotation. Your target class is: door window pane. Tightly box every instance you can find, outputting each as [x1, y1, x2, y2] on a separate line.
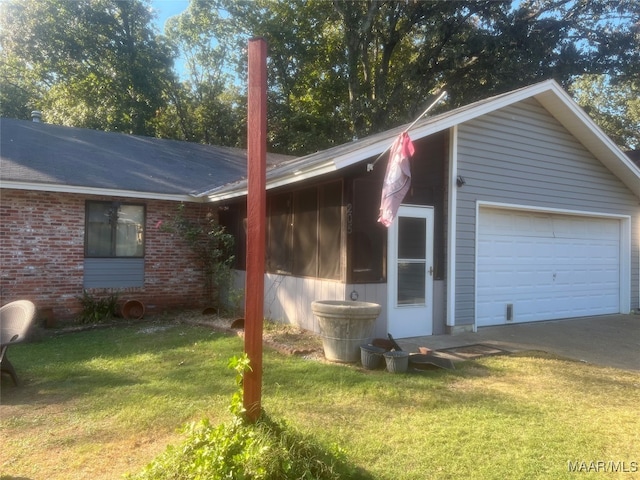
[397, 262, 426, 305]
[398, 217, 426, 259]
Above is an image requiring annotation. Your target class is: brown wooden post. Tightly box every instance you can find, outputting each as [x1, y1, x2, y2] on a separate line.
[244, 37, 267, 422]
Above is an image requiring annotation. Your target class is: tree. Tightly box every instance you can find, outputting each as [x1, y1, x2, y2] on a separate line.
[153, 0, 245, 146]
[167, 0, 639, 152]
[570, 75, 639, 150]
[0, 0, 175, 135]
[3, 0, 636, 151]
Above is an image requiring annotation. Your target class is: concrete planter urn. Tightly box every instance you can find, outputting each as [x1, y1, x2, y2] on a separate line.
[311, 300, 382, 363]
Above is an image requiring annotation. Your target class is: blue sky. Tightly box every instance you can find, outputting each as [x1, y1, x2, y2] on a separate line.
[150, 1, 190, 77]
[150, 0, 189, 31]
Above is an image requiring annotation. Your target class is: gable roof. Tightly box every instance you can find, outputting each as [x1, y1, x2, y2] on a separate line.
[202, 79, 640, 201]
[0, 118, 292, 201]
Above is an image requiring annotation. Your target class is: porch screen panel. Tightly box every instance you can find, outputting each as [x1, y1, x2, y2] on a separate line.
[268, 193, 293, 274]
[350, 178, 385, 282]
[292, 187, 318, 277]
[218, 202, 246, 270]
[318, 181, 342, 280]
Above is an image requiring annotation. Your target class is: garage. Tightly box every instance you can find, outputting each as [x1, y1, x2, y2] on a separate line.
[476, 208, 622, 327]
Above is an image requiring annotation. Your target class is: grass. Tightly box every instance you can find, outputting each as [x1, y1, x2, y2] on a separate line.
[1, 318, 639, 479]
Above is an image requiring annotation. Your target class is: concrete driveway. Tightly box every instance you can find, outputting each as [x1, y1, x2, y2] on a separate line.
[399, 314, 640, 371]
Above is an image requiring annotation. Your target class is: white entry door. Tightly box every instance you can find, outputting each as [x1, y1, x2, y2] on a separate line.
[387, 205, 434, 338]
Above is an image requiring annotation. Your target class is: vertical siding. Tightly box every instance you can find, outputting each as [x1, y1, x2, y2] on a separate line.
[455, 98, 640, 326]
[234, 270, 391, 336]
[235, 270, 354, 332]
[345, 282, 388, 337]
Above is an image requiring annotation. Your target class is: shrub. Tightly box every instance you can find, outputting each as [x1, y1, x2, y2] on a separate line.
[160, 204, 236, 313]
[76, 290, 119, 324]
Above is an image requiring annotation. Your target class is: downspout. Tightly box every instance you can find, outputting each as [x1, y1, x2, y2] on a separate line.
[446, 125, 459, 331]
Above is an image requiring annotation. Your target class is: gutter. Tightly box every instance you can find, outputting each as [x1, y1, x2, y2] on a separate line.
[0, 181, 203, 202]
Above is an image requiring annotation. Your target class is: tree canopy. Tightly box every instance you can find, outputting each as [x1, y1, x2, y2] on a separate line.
[0, 0, 174, 135]
[1, 0, 638, 151]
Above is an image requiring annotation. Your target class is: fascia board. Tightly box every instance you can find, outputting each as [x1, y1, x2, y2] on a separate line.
[0, 181, 203, 202]
[204, 82, 561, 201]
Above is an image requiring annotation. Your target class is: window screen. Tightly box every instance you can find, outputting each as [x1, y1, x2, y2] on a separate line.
[86, 201, 145, 258]
[266, 181, 342, 280]
[268, 193, 293, 274]
[292, 188, 319, 277]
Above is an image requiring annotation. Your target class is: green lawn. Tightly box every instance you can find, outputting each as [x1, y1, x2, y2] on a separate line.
[1, 320, 638, 479]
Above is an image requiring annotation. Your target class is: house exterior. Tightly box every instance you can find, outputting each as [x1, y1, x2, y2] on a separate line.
[0, 117, 291, 319]
[2, 80, 639, 337]
[204, 80, 640, 337]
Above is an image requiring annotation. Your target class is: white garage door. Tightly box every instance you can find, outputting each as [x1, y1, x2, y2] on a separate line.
[477, 209, 621, 327]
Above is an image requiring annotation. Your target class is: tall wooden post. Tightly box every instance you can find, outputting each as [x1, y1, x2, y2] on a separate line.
[244, 37, 267, 422]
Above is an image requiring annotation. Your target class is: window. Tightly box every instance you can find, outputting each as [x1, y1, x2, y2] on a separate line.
[85, 201, 145, 257]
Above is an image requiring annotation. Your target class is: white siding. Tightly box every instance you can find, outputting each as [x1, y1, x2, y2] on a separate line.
[455, 98, 640, 327]
[233, 270, 391, 335]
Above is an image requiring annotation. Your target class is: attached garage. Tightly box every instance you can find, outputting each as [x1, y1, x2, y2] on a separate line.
[476, 207, 628, 327]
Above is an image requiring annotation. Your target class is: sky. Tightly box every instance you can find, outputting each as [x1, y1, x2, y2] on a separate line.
[150, 1, 190, 77]
[150, 0, 189, 31]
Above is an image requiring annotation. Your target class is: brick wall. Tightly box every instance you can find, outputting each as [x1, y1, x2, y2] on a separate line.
[1, 189, 219, 321]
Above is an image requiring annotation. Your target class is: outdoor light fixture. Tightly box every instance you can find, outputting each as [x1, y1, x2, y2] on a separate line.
[457, 175, 466, 187]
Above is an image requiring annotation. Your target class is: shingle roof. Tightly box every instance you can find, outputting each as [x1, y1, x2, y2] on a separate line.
[0, 118, 292, 200]
[2, 80, 639, 202]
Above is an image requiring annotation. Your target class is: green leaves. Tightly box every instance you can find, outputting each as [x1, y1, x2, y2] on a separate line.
[76, 290, 119, 324]
[570, 74, 640, 150]
[1, 0, 174, 134]
[160, 204, 236, 310]
[2, 0, 637, 151]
